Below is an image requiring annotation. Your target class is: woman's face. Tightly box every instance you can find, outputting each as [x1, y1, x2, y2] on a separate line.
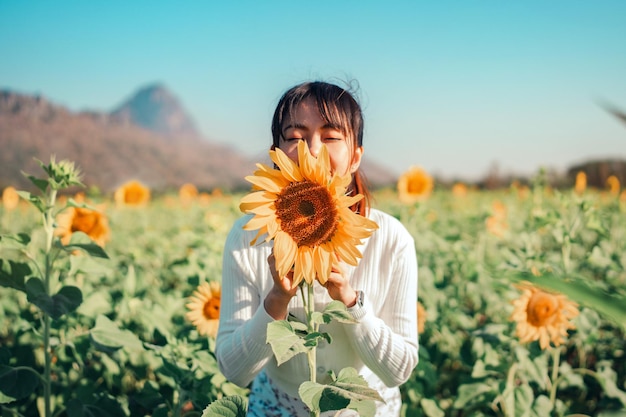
[278, 98, 362, 177]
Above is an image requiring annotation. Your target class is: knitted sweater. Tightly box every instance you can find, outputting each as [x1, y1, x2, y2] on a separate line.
[216, 208, 419, 400]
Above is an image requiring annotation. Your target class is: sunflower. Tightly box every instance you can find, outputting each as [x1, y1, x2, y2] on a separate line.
[179, 183, 199, 203]
[574, 171, 587, 195]
[510, 282, 579, 350]
[606, 175, 620, 195]
[55, 205, 110, 247]
[114, 180, 151, 206]
[397, 166, 433, 204]
[486, 200, 508, 237]
[451, 183, 467, 197]
[2, 186, 20, 210]
[239, 141, 378, 286]
[186, 281, 221, 338]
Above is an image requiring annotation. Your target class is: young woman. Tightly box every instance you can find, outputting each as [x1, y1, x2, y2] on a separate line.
[216, 81, 419, 416]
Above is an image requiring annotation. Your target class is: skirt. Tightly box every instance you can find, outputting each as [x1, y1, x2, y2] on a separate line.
[246, 370, 401, 417]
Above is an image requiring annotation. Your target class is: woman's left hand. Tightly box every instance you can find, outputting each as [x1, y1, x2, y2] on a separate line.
[323, 266, 358, 308]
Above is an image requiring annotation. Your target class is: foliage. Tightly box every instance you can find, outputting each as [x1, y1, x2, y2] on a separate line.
[1, 165, 625, 416]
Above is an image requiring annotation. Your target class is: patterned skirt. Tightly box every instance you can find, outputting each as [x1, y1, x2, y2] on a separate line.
[247, 370, 401, 417]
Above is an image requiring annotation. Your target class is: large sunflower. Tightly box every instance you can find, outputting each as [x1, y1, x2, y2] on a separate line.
[510, 282, 579, 350]
[239, 141, 378, 286]
[186, 281, 221, 338]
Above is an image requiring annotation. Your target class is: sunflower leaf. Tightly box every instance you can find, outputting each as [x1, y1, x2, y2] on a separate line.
[298, 367, 382, 416]
[201, 395, 248, 417]
[62, 231, 109, 259]
[15, 191, 45, 213]
[0, 364, 40, 403]
[0, 259, 32, 292]
[320, 300, 358, 324]
[0, 232, 31, 247]
[266, 320, 311, 366]
[25, 279, 83, 320]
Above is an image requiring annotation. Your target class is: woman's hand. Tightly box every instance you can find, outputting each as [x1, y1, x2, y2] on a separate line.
[323, 265, 358, 308]
[264, 251, 299, 320]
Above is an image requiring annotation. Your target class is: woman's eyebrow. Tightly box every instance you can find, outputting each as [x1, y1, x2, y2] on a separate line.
[283, 123, 308, 132]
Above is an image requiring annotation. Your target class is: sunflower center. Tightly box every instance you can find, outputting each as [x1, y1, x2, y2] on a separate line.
[526, 292, 558, 327]
[203, 298, 221, 320]
[275, 180, 338, 247]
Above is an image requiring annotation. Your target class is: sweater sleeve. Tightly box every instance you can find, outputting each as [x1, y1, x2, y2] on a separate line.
[344, 213, 419, 387]
[215, 216, 275, 387]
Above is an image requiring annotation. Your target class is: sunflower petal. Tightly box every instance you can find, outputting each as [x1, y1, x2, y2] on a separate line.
[270, 147, 303, 182]
[274, 231, 297, 278]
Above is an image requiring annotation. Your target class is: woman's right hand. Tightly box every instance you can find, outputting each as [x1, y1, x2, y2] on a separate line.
[264, 251, 299, 320]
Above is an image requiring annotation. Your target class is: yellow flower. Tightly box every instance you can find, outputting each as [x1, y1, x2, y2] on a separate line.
[179, 183, 198, 203]
[417, 302, 426, 334]
[510, 282, 579, 350]
[486, 200, 508, 237]
[2, 186, 20, 210]
[606, 175, 620, 195]
[114, 180, 150, 206]
[186, 281, 221, 338]
[397, 166, 434, 203]
[451, 183, 467, 197]
[239, 141, 378, 286]
[575, 171, 586, 195]
[55, 205, 110, 247]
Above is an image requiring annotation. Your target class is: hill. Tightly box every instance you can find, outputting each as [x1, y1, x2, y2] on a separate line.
[0, 85, 397, 194]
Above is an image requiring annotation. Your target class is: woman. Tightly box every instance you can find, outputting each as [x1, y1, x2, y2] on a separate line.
[216, 81, 418, 416]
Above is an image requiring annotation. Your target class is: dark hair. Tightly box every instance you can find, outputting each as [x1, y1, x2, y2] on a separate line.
[271, 81, 371, 215]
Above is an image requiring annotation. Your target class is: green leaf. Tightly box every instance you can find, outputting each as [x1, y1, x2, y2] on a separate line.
[0, 365, 40, 403]
[530, 395, 553, 417]
[318, 300, 358, 325]
[266, 320, 310, 366]
[65, 393, 127, 417]
[0, 259, 32, 292]
[202, 395, 248, 417]
[25, 278, 83, 319]
[15, 190, 45, 213]
[62, 232, 109, 259]
[453, 382, 496, 409]
[299, 367, 383, 415]
[90, 315, 145, 353]
[24, 174, 49, 194]
[0, 233, 31, 247]
[420, 398, 445, 417]
[507, 272, 626, 331]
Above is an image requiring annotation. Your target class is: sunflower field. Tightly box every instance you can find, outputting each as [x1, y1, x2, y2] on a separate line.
[1, 160, 625, 417]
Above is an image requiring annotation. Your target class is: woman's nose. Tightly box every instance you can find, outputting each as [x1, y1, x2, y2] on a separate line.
[307, 137, 321, 158]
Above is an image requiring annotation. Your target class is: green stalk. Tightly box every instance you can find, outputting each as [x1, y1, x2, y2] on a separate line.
[549, 347, 561, 406]
[42, 188, 57, 417]
[301, 283, 319, 417]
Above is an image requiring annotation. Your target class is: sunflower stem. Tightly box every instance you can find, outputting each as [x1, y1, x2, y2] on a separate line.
[42, 187, 57, 417]
[548, 347, 561, 406]
[303, 283, 319, 417]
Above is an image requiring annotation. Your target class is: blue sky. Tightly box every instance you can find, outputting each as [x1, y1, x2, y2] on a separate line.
[1, 1, 625, 181]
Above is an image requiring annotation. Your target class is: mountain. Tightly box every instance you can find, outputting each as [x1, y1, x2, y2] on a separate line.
[0, 85, 397, 194]
[110, 83, 200, 138]
[0, 87, 255, 193]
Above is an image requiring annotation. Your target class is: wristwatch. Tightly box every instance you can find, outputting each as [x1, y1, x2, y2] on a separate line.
[355, 290, 364, 308]
[348, 290, 367, 320]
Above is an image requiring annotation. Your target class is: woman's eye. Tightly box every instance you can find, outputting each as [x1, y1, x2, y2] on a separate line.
[286, 137, 303, 142]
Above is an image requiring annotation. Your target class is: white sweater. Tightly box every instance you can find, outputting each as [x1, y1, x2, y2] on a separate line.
[216, 208, 419, 400]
